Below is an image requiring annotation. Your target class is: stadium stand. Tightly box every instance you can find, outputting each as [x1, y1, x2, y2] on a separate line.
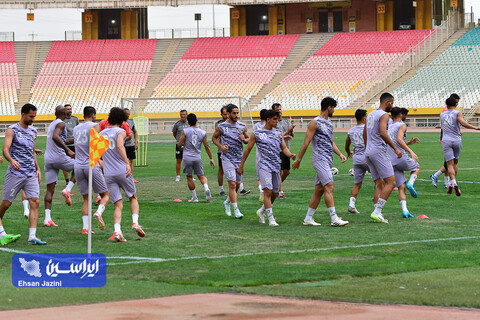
[29, 39, 156, 114]
[393, 27, 480, 109]
[256, 29, 433, 110]
[0, 41, 19, 115]
[148, 35, 298, 113]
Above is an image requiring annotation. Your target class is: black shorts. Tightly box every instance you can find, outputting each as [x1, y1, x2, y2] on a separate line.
[280, 152, 291, 171]
[217, 153, 223, 168]
[176, 145, 183, 160]
[125, 146, 136, 160]
[67, 145, 75, 153]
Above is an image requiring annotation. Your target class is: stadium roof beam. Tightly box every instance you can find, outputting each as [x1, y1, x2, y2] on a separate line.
[0, 0, 344, 9]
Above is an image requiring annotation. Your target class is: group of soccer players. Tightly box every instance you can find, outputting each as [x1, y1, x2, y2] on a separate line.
[0, 104, 145, 246]
[177, 91, 480, 228]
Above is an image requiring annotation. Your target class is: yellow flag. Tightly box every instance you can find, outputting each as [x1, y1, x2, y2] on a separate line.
[89, 128, 109, 167]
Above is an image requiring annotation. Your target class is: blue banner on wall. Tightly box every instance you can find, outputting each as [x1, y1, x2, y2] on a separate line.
[12, 253, 107, 288]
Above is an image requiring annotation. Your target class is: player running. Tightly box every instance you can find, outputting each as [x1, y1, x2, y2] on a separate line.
[212, 104, 249, 219]
[177, 113, 215, 203]
[0, 104, 46, 245]
[43, 105, 76, 227]
[101, 107, 145, 242]
[440, 96, 480, 196]
[238, 109, 296, 226]
[363, 93, 402, 224]
[345, 109, 369, 214]
[73, 106, 109, 234]
[387, 107, 420, 218]
[254, 109, 267, 203]
[292, 97, 349, 227]
[215, 106, 228, 196]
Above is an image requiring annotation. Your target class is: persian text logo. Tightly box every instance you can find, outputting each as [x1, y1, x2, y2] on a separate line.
[12, 253, 106, 287]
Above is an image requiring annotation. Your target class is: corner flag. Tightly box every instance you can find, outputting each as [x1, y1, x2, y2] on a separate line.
[89, 128, 109, 167]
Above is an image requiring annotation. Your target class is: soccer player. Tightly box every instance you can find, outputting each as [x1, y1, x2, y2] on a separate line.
[62, 104, 79, 188]
[431, 93, 460, 189]
[173, 110, 189, 182]
[345, 109, 369, 214]
[43, 105, 76, 227]
[292, 97, 349, 227]
[124, 108, 139, 183]
[387, 107, 420, 218]
[440, 96, 480, 196]
[215, 106, 228, 196]
[363, 92, 402, 224]
[73, 106, 109, 234]
[238, 109, 296, 227]
[212, 104, 249, 219]
[254, 109, 267, 203]
[0, 103, 46, 245]
[177, 113, 215, 203]
[272, 103, 295, 199]
[101, 107, 145, 242]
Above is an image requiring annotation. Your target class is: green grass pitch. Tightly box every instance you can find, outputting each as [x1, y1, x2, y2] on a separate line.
[0, 131, 479, 310]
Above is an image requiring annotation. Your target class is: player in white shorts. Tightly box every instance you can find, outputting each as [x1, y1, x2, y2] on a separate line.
[43, 105, 76, 227]
[73, 106, 109, 234]
[292, 97, 349, 227]
[177, 113, 215, 203]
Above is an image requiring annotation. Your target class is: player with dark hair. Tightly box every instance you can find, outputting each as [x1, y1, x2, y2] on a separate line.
[363, 92, 402, 224]
[173, 109, 189, 182]
[431, 93, 460, 189]
[73, 106, 109, 233]
[345, 108, 369, 214]
[43, 105, 76, 227]
[215, 106, 228, 196]
[212, 104, 249, 219]
[177, 113, 215, 203]
[238, 110, 296, 227]
[440, 97, 480, 196]
[101, 107, 145, 242]
[271, 103, 295, 199]
[387, 107, 420, 218]
[0, 103, 46, 245]
[292, 97, 349, 227]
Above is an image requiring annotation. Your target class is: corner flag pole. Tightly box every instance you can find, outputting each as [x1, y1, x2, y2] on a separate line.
[88, 165, 93, 254]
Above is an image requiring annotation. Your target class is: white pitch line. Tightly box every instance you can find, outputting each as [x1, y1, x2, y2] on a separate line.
[0, 247, 27, 254]
[417, 178, 480, 185]
[106, 236, 480, 266]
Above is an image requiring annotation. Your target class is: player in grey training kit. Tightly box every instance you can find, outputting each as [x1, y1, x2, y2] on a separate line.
[292, 97, 349, 227]
[363, 93, 402, 224]
[0, 103, 46, 245]
[43, 105, 76, 227]
[101, 107, 145, 242]
[212, 104, 249, 219]
[63, 104, 79, 186]
[73, 106, 109, 233]
[238, 109, 296, 227]
[254, 109, 267, 203]
[387, 107, 420, 218]
[124, 108, 139, 183]
[345, 109, 369, 214]
[440, 96, 480, 196]
[272, 103, 295, 199]
[177, 113, 215, 203]
[215, 106, 228, 196]
[172, 110, 189, 182]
